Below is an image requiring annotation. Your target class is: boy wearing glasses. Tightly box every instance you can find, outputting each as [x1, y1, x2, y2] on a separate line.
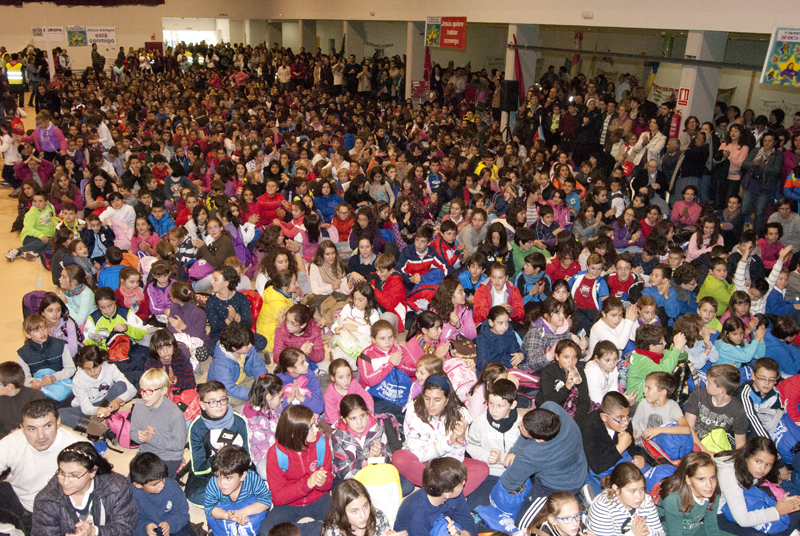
[631, 371, 691, 446]
[578, 392, 647, 482]
[185, 381, 250, 507]
[130, 368, 187, 477]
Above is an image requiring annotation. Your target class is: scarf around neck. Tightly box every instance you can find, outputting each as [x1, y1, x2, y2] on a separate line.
[64, 284, 87, 297]
[319, 261, 343, 287]
[487, 408, 518, 434]
[201, 404, 235, 431]
[118, 284, 145, 311]
[635, 347, 664, 364]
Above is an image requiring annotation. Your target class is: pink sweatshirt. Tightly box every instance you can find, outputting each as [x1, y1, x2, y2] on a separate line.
[323, 379, 374, 424]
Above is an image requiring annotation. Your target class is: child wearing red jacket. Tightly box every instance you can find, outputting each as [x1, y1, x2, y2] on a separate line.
[264, 406, 333, 530]
[331, 203, 355, 242]
[372, 254, 407, 333]
[473, 263, 525, 325]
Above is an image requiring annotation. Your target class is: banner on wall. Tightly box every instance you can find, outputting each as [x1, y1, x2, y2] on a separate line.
[649, 83, 678, 106]
[86, 26, 117, 46]
[67, 26, 88, 46]
[32, 27, 65, 41]
[716, 87, 737, 105]
[425, 16, 466, 49]
[761, 28, 800, 87]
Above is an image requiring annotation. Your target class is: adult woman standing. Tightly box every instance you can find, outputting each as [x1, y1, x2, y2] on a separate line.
[678, 115, 700, 152]
[31, 442, 137, 536]
[192, 217, 235, 291]
[633, 118, 667, 167]
[716, 124, 750, 210]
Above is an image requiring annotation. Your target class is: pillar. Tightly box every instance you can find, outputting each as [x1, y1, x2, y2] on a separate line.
[299, 20, 317, 54]
[406, 21, 425, 102]
[501, 24, 540, 139]
[675, 31, 727, 123]
[343, 21, 365, 59]
[267, 21, 283, 49]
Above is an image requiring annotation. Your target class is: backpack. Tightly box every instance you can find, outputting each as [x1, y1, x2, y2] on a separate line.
[643, 464, 676, 494]
[188, 259, 214, 281]
[22, 290, 49, 319]
[34, 368, 73, 401]
[168, 388, 202, 423]
[443, 357, 478, 404]
[276, 435, 326, 471]
[105, 410, 139, 449]
[722, 483, 791, 534]
[642, 423, 694, 465]
[770, 412, 800, 465]
[354, 463, 403, 525]
[105, 332, 131, 363]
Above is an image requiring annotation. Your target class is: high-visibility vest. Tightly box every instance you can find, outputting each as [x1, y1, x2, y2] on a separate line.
[6, 62, 23, 85]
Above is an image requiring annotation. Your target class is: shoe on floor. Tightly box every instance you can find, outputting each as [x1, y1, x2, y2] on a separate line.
[0, 181, 10, 187]
[8, 188, 20, 198]
[22, 251, 39, 262]
[5, 249, 19, 262]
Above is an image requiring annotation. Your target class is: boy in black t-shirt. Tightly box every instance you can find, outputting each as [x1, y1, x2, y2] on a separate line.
[684, 364, 749, 452]
[0, 362, 45, 440]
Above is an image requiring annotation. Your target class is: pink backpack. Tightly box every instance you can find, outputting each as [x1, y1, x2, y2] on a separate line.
[444, 357, 478, 404]
[105, 411, 139, 449]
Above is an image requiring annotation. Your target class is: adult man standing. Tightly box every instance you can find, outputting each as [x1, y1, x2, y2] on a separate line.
[5, 53, 25, 108]
[0, 399, 82, 534]
[91, 43, 105, 76]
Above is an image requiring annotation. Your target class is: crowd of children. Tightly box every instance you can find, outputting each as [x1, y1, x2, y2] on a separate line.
[3, 39, 800, 536]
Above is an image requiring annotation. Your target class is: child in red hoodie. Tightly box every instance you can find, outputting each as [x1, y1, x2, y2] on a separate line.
[331, 203, 355, 242]
[372, 254, 407, 333]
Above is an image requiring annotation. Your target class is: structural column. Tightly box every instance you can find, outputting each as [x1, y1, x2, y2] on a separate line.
[343, 21, 365, 59]
[675, 31, 727, 123]
[405, 21, 426, 102]
[266, 21, 283, 49]
[501, 24, 540, 138]
[299, 20, 317, 53]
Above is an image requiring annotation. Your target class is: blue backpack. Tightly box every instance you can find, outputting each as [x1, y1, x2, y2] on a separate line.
[276, 435, 327, 471]
[643, 423, 694, 465]
[771, 413, 800, 466]
[722, 484, 790, 534]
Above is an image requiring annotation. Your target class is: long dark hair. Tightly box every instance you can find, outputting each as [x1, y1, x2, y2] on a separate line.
[428, 275, 462, 322]
[480, 222, 509, 254]
[716, 437, 780, 489]
[352, 207, 378, 242]
[648, 220, 673, 256]
[659, 452, 719, 513]
[406, 310, 443, 341]
[260, 246, 298, 283]
[148, 328, 180, 362]
[615, 207, 640, 234]
[350, 281, 379, 320]
[323, 480, 377, 536]
[38, 292, 70, 321]
[694, 216, 721, 251]
[412, 376, 464, 432]
[274, 405, 316, 452]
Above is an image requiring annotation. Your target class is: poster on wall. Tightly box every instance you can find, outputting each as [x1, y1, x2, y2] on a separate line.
[761, 28, 800, 87]
[648, 83, 678, 106]
[67, 26, 88, 46]
[32, 27, 65, 41]
[425, 16, 466, 50]
[86, 27, 117, 46]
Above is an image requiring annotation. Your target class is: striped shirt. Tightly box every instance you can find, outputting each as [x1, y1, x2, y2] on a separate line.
[204, 469, 272, 516]
[587, 491, 665, 536]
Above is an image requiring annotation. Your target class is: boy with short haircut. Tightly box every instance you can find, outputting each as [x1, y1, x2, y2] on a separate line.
[530, 204, 562, 251]
[0, 361, 45, 440]
[562, 177, 581, 215]
[684, 364, 749, 451]
[466, 379, 522, 478]
[473, 262, 525, 325]
[516, 252, 551, 311]
[697, 257, 735, 316]
[458, 253, 487, 305]
[670, 262, 699, 318]
[605, 253, 644, 303]
[667, 247, 685, 270]
[268, 523, 302, 536]
[578, 391, 647, 477]
[97, 246, 126, 290]
[631, 372, 691, 445]
[17, 314, 75, 391]
[735, 240, 784, 315]
[765, 267, 800, 321]
[134, 188, 153, 219]
[130, 452, 194, 536]
[148, 201, 175, 237]
[511, 227, 550, 279]
[737, 358, 788, 442]
[632, 239, 660, 276]
[372, 253, 407, 333]
[608, 176, 627, 217]
[80, 213, 115, 265]
[569, 253, 610, 334]
[186, 381, 250, 506]
[697, 297, 722, 341]
[396, 224, 447, 291]
[431, 219, 466, 273]
[394, 457, 478, 536]
[642, 263, 681, 322]
[207, 323, 269, 408]
[54, 202, 85, 239]
[130, 368, 188, 477]
[626, 325, 687, 403]
[206, 445, 272, 535]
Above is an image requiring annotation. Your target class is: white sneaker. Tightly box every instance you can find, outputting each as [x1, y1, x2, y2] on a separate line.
[5, 249, 18, 262]
[22, 251, 39, 262]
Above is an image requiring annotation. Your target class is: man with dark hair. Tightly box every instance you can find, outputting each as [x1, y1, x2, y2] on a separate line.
[0, 399, 81, 534]
[500, 401, 587, 527]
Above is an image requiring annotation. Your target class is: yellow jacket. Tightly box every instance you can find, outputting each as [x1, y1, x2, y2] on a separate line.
[256, 285, 293, 352]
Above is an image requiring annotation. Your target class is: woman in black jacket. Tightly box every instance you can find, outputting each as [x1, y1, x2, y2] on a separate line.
[32, 441, 137, 536]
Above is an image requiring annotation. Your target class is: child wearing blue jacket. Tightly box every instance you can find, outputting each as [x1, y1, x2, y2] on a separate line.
[714, 316, 766, 367]
[515, 251, 551, 312]
[763, 316, 800, 376]
[476, 306, 524, 374]
[274, 346, 324, 415]
[206, 323, 269, 406]
[130, 453, 195, 536]
[641, 264, 681, 323]
[459, 253, 488, 303]
[148, 201, 175, 236]
[765, 268, 800, 322]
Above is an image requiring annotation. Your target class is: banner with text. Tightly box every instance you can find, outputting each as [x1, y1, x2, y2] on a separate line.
[86, 26, 117, 46]
[425, 16, 466, 50]
[32, 26, 65, 41]
[761, 28, 800, 87]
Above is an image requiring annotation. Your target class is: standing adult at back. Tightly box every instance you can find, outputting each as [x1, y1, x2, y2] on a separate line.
[0, 399, 81, 534]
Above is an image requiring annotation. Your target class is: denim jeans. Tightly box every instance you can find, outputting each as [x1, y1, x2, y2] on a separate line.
[742, 189, 770, 235]
[17, 236, 49, 255]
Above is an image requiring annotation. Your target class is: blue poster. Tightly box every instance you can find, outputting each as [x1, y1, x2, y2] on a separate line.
[761, 28, 800, 87]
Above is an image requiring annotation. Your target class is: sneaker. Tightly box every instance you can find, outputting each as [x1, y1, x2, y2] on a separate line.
[8, 188, 20, 198]
[22, 251, 39, 262]
[5, 249, 18, 262]
[0, 181, 10, 187]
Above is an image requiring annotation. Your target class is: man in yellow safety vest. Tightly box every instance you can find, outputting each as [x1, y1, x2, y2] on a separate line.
[5, 53, 25, 108]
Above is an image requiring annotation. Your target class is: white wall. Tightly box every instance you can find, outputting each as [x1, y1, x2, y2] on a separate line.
[216, 19, 230, 43]
[429, 24, 507, 74]
[162, 18, 217, 32]
[247, 19, 268, 46]
[316, 20, 343, 53]
[282, 21, 300, 51]
[229, 20, 246, 45]
[362, 21, 406, 59]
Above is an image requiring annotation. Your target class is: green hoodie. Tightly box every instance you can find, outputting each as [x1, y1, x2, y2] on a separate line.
[511, 241, 551, 278]
[20, 203, 56, 243]
[697, 275, 734, 316]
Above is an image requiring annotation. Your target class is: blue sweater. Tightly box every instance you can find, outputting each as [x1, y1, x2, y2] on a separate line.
[501, 401, 588, 493]
[314, 193, 345, 223]
[276, 370, 324, 415]
[642, 285, 680, 320]
[204, 469, 272, 517]
[766, 288, 797, 316]
[458, 271, 487, 298]
[476, 321, 522, 374]
[207, 343, 269, 401]
[764, 329, 800, 375]
[97, 265, 125, 290]
[132, 478, 191, 536]
[394, 489, 477, 536]
[148, 213, 175, 236]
